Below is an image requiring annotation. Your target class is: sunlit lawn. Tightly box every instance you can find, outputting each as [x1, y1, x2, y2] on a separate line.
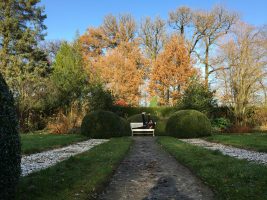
[21, 132, 87, 154]
[205, 133, 267, 152]
[16, 137, 132, 200]
[158, 137, 267, 200]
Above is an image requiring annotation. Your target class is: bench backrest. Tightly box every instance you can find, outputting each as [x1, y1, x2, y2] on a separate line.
[130, 123, 143, 129]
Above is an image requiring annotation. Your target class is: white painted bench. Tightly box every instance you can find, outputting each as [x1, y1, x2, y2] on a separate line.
[130, 122, 156, 137]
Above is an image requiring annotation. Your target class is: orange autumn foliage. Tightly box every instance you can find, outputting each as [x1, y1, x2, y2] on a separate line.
[149, 35, 196, 106]
[79, 27, 106, 59]
[79, 14, 137, 84]
[79, 14, 136, 60]
[79, 27, 106, 83]
[94, 41, 147, 105]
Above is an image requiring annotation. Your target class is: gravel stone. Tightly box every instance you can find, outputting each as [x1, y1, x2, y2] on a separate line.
[180, 139, 267, 165]
[21, 139, 108, 176]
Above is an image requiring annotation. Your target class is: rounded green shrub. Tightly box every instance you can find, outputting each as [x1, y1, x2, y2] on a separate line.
[0, 73, 21, 199]
[165, 110, 211, 138]
[120, 117, 132, 135]
[81, 110, 131, 138]
[155, 118, 168, 136]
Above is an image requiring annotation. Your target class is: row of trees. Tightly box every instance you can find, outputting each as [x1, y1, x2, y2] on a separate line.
[0, 1, 266, 130]
[79, 6, 266, 125]
[0, 0, 96, 132]
[79, 13, 196, 106]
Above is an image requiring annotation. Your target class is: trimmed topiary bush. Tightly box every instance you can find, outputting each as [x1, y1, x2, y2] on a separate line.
[155, 118, 168, 136]
[120, 117, 132, 135]
[0, 73, 21, 199]
[165, 110, 211, 138]
[81, 110, 131, 138]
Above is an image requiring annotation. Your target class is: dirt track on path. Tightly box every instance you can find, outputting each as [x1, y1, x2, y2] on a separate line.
[98, 137, 214, 200]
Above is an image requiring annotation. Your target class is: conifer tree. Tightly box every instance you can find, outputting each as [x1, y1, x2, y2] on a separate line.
[0, 0, 47, 130]
[0, 0, 47, 78]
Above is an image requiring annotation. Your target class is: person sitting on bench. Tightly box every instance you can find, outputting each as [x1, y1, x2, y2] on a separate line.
[133, 112, 155, 129]
[146, 113, 156, 129]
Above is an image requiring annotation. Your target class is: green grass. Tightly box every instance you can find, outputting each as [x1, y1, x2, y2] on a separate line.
[205, 133, 267, 152]
[16, 137, 132, 200]
[21, 132, 87, 154]
[157, 137, 267, 200]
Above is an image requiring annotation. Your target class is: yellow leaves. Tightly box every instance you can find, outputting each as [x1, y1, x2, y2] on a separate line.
[79, 27, 106, 59]
[149, 35, 196, 106]
[79, 15, 198, 106]
[93, 42, 146, 106]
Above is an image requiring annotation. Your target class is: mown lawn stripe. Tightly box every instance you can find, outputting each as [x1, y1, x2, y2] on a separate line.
[16, 137, 133, 200]
[205, 133, 267, 152]
[21, 133, 87, 154]
[157, 136, 267, 200]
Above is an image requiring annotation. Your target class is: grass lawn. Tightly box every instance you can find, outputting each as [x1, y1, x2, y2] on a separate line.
[157, 137, 267, 200]
[205, 133, 267, 152]
[21, 132, 87, 154]
[16, 137, 132, 200]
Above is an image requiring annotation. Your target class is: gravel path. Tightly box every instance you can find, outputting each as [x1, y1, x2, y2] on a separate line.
[21, 139, 108, 176]
[98, 137, 214, 200]
[180, 139, 267, 165]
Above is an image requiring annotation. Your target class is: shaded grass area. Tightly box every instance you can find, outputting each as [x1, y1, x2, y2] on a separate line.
[205, 133, 267, 152]
[157, 137, 267, 200]
[21, 133, 87, 154]
[16, 137, 132, 200]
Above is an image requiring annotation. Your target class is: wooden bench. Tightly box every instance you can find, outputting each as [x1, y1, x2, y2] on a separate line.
[130, 122, 156, 137]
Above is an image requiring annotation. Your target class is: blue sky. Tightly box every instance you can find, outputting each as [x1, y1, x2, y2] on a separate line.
[41, 0, 267, 41]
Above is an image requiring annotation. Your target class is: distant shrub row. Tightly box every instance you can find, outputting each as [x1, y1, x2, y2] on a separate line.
[81, 109, 211, 139]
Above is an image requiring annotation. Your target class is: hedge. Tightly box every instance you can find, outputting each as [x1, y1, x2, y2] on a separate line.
[0, 73, 21, 199]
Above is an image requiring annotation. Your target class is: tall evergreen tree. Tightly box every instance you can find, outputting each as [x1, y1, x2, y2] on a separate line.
[0, 0, 47, 131]
[0, 0, 47, 76]
[0, 0, 48, 97]
[51, 42, 87, 107]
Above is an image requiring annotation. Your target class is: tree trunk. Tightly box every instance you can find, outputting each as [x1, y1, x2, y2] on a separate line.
[166, 88, 170, 105]
[204, 45, 209, 87]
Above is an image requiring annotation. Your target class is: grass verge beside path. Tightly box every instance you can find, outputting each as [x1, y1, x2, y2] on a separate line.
[16, 137, 132, 200]
[21, 133, 87, 154]
[157, 137, 267, 200]
[205, 133, 267, 152]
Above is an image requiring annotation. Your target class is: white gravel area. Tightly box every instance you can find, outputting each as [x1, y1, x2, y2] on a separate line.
[180, 139, 267, 165]
[21, 139, 109, 176]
